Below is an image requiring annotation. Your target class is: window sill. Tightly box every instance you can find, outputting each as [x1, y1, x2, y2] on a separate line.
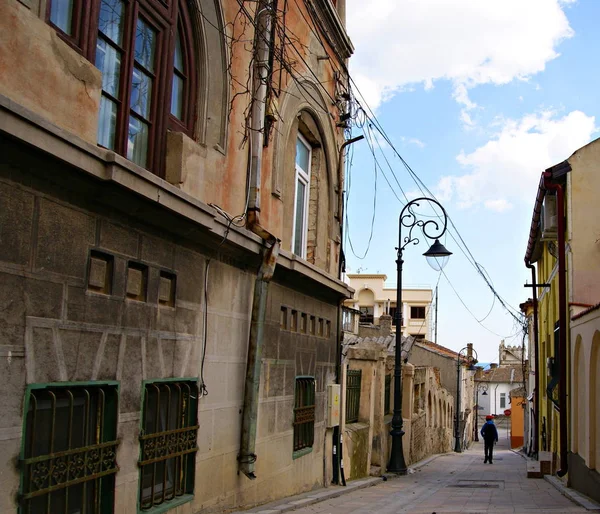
[293, 447, 313, 460]
[140, 494, 194, 514]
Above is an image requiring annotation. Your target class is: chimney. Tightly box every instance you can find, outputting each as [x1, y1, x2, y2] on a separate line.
[379, 314, 392, 336]
[490, 363, 498, 369]
[475, 366, 484, 379]
[467, 343, 473, 359]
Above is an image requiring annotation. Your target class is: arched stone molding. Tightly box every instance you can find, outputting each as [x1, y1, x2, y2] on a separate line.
[272, 78, 339, 270]
[590, 331, 600, 469]
[189, 0, 229, 150]
[427, 391, 433, 427]
[573, 335, 584, 457]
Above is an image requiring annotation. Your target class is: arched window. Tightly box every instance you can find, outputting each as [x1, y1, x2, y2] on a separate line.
[46, 0, 197, 174]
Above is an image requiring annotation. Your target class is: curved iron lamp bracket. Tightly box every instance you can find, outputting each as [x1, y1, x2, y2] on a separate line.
[397, 197, 449, 257]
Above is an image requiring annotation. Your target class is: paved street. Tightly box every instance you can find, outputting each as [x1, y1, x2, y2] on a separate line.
[288, 440, 587, 514]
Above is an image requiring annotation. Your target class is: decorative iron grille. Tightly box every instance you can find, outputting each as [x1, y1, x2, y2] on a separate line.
[293, 377, 315, 452]
[345, 370, 362, 423]
[385, 374, 392, 414]
[139, 381, 198, 511]
[20, 384, 119, 514]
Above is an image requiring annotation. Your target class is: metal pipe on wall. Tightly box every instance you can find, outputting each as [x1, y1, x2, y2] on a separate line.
[525, 262, 540, 457]
[543, 173, 568, 477]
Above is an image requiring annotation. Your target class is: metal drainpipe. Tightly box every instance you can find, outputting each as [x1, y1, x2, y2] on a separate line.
[543, 173, 568, 477]
[239, 239, 279, 479]
[525, 262, 540, 457]
[239, 0, 281, 480]
[332, 135, 363, 485]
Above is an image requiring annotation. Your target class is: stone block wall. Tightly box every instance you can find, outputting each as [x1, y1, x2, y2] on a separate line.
[0, 149, 339, 513]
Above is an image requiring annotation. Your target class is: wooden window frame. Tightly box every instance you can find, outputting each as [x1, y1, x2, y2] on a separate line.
[410, 306, 426, 320]
[292, 133, 312, 258]
[45, 0, 197, 176]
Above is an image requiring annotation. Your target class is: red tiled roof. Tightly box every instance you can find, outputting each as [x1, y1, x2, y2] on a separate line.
[416, 340, 472, 362]
[572, 302, 600, 321]
[476, 365, 524, 384]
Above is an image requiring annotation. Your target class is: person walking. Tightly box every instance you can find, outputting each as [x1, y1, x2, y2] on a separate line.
[481, 415, 498, 463]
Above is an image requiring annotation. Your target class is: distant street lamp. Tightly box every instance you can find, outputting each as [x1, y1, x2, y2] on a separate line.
[474, 384, 488, 442]
[454, 346, 478, 453]
[388, 198, 452, 474]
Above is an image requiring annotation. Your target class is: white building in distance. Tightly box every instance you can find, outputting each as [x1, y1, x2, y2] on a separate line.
[344, 273, 433, 340]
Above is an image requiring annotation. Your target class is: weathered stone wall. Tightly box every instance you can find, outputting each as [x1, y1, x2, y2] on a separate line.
[0, 142, 339, 513]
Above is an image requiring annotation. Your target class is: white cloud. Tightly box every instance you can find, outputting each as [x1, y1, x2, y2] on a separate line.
[400, 136, 426, 148]
[347, 0, 574, 111]
[435, 110, 597, 210]
[484, 199, 513, 212]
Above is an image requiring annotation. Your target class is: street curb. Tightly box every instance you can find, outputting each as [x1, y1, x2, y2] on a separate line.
[230, 477, 383, 514]
[545, 475, 600, 512]
[232, 453, 445, 514]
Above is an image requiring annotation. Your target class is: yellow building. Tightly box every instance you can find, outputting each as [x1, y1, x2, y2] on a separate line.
[524, 137, 600, 499]
[344, 273, 433, 340]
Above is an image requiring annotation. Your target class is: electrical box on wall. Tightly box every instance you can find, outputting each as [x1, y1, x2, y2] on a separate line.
[326, 384, 341, 427]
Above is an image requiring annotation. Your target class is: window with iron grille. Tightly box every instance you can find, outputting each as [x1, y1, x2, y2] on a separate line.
[293, 377, 315, 453]
[345, 370, 362, 423]
[139, 380, 198, 511]
[384, 374, 392, 415]
[19, 383, 119, 514]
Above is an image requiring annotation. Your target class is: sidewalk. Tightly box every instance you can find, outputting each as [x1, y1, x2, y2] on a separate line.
[235, 439, 600, 514]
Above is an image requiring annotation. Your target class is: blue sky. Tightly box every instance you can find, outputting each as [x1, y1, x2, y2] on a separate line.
[343, 0, 600, 363]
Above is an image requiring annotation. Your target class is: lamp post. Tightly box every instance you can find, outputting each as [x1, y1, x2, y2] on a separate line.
[388, 198, 452, 474]
[454, 346, 478, 453]
[474, 384, 488, 442]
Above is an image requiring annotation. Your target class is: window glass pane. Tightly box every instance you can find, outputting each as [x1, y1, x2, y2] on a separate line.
[99, 0, 125, 45]
[174, 32, 184, 73]
[294, 179, 306, 256]
[296, 137, 310, 173]
[128, 117, 149, 167]
[50, 0, 73, 35]
[170, 74, 183, 119]
[98, 96, 118, 149]
[135, 19, 157, 72]
[95, 38, 121, 98]
[131, 67, 153, 118]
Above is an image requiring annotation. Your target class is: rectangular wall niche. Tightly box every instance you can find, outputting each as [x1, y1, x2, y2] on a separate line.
[127, 261, 148, 302]
[87, 250, 114, 295]
[158, 271, 177, 307]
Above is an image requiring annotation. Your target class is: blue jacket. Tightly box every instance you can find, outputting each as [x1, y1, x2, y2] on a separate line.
[480, 420, 498, 442]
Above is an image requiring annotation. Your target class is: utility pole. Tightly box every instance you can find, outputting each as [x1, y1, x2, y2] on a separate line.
[434, 286, 438, 343]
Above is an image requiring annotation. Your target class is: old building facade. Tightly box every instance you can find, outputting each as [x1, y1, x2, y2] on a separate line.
[524, 137, 600, 500]
[0, 0, 355, 512]
[344, 273, 433, 340]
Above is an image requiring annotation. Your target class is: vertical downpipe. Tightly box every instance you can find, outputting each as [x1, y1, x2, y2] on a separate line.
[544, 174, 568, 477]
[239, 0, 280, 479]
[525, 262, 540, 457]
[239, 242, 279, 478]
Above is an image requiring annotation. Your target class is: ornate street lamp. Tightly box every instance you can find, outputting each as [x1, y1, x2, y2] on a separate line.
[454, 346, 478, 453]
[474, 384, 488, 442]
[388, 198, 452, 474]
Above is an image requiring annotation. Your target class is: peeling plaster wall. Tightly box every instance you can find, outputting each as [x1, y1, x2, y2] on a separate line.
[0, 1, 101, 143]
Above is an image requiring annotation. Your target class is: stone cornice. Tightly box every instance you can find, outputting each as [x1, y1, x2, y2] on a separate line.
[311, 0, 354, 61]
[0, 94, 352, 300]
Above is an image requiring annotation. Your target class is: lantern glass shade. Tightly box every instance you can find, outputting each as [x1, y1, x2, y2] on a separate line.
[423, 239, 452, 271]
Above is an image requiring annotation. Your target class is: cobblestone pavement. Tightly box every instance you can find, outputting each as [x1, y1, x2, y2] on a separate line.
[288, 440, 588, 514]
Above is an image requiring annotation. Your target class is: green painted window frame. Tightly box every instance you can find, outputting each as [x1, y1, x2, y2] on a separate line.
[18, 380, 120, 514]
[138, 378, 199, 513]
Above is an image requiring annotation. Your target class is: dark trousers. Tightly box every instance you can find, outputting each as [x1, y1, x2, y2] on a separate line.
[484, 439, 495, 462]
